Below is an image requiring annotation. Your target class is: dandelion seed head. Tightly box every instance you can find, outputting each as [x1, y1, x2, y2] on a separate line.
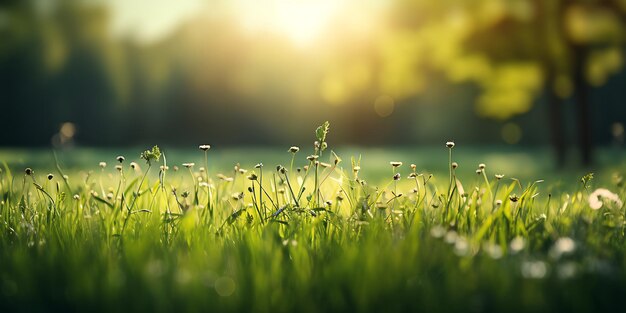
[116, 156, 125, 163]
[25, 168, 33, 175]
[478, 163, 486, 170]
[199, 145, 211, 151]
[99, 162, 107, 168]
[183, 163, 195, 169]
[495, 174, 504, 180]
[451, 162, 458, 169]
[115, 165, 122, 172]
[588, 188, 622, 210]
[390, 161, 403, 168]
[446, 141, 455, 148]
[393, 173, 401, 181]
[288, 146, 300, 153]
[47, 173, 54, 180]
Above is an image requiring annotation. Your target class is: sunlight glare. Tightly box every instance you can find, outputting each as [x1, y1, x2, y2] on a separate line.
[236, 0, 342, 47]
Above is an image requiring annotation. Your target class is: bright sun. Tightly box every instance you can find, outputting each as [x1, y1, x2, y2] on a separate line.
[236, 0, 342, 47]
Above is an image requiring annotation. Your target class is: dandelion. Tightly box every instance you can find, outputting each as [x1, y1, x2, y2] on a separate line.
[199, 145, 211, 151]
[451, 162, 458, 169]
[160, 165, 169, 171]
[217, 174, 233, 182]
[288, 146, 300, 153]
[47, 173, 54, 180]
[588, 188, 623, 210]
[390, 161, 403, 168]
[408, 173, 418, 179]
[495, 174, 504, 180]
[173, 166, 179, 172]
[238, 168, 247, 174]
[116, 156, 125, 163]
[25, 168, 33, 175]
[255, 163, 263, 169]
[495, 199, 502, 206]
[446, 141, 455, 148]
[393, 173, 401, 181]
[247, 173, 258, 181]
[478, 163, 486, 170]
[509, 195, 519, 202]
[410, 164, 416, 170]
[231, 192, 244, 201]
[336, 193, 344, 201]
[475, 169, 482, 175]
[130, 162, 139, 170]
[307, 155, 319, 161]
[99, 162, 107, 168]
[352, 166, 361, 172]
[115, 165, 122, 172]
[183, 163, 195, 169]
[73, 194, 80, 200]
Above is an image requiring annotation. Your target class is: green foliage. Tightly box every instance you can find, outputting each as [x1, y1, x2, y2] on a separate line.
[315, 121, 330, 152]
[140, 145, 161, 166]
[0, 128, 626, 312]
[581, 172, 594, 189]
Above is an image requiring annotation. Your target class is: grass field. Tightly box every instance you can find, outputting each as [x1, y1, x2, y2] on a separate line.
[1, 124, 626, 312]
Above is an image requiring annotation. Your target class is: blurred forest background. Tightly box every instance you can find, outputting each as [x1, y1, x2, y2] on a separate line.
[0, 0, 625, 165]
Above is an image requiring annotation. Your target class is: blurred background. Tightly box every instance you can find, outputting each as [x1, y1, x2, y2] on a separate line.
[0, 0, 625, 166]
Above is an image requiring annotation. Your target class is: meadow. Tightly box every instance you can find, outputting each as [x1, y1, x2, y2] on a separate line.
[1, 122, 626, 313]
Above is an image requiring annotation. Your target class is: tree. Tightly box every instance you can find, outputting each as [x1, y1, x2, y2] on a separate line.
[382, 0, 625, 165]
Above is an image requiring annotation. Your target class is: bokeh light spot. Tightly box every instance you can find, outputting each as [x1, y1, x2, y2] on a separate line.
[501, 122, 522, 144]
[214, 276, 236, 297]
[374, 95, 395, 117]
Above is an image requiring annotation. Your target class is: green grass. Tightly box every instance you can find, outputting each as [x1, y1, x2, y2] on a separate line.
[1, 124, 626, 312]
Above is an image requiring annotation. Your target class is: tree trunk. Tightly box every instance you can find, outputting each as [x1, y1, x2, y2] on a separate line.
[572, 45, 593, 166]
[545, 70, 566, 167]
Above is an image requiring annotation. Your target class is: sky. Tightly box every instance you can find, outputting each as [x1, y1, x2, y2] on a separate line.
[106, 0, 385, 46]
